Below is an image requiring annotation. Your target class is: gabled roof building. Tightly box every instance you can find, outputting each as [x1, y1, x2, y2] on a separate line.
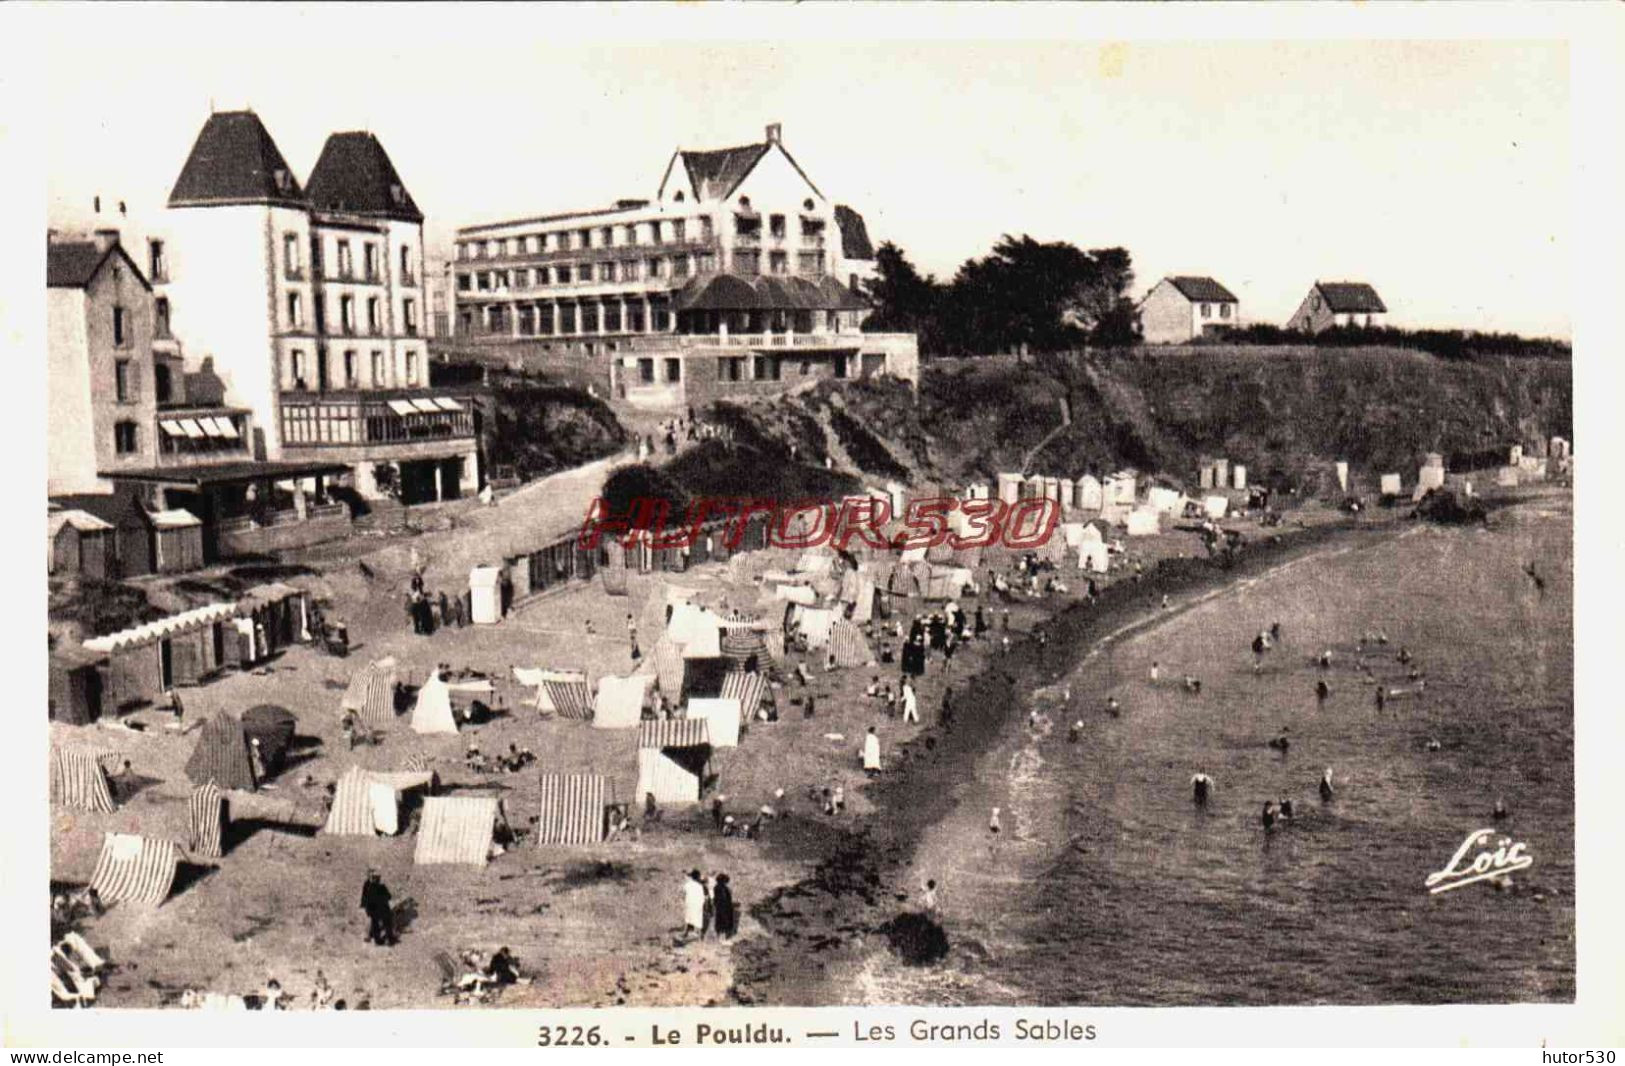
[1139, 276, 1241, 344]
[1288, 280, 1388, 333]
[443, 123, 915, 407]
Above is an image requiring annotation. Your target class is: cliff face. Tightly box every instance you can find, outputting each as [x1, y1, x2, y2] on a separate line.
[700, 347, 1572, 491]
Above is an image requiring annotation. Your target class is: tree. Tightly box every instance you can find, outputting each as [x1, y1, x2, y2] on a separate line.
[862, 242, 945, 347]
[944, 236, 1140, 354]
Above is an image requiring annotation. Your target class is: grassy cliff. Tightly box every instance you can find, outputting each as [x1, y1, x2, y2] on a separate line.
[699, 347, 1572, 491]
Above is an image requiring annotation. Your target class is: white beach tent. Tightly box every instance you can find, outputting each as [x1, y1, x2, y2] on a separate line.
[410, 671, 459, 734]
[469, 566, 504, 624]
[594, 673, 651, 729]
[1125, 507, 1161, 537]
[686, 698, 742, 749]
[1078, 541, 1110, 573]
[1061, 522, 1087, 548]
[1203, 496, 1230, 520]
[1148, 487, 1182, 514]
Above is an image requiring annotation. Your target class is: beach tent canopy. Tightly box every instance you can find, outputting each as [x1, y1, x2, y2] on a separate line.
[1061, 522, 1088, 548]
[636, 716, 711, 805]
[189, 782, 226, 858]
[593, 673, 650, 729]
[772, 583, 817, 606]
[50, 746, 117, 812]
[668, 603, 723, 658]
[89, 833, 178, 906]
[1078, 542, 1110, 574]
[241, 705, 297, 771]
[342, 657, 398, 727]
[81, 603, 237, 655]
[322, 766, 435, 836]
[795, 606, 839, 648]
[409, 672, 459, 734]
[720, 671, 770, 723]
[413, 795, 507, 866]
[652, 637, 686, 699]
[535, 774, 609, 845]
[828, 620, 873, 668]
[186, 713, 257, 791]
[1125, 508, 1161, 537]
[685, 698, 742, 749]
[1203, 496, 1229, 520]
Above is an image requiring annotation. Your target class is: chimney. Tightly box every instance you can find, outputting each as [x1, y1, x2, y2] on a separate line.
[765, 123, 782, 145]
[92, 228, 121, 254]
[93, 195, 101, 214]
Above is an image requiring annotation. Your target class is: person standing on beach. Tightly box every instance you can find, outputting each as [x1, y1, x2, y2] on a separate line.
[360, 871, 396, 946]
[683, 870, 706, 940]
[1191, 773, 1213, 805]
[1316, 679, 1331, 706]
[988, 807, 1002, 848]
[711, 874, 737, 941]
[921, 879, 939, 915]
[1375, 685, 1387, 712]
[863, 727, 883, 775]
[1150, 661, 1160, 684]
[901, 681, 919, 724]
[940, 687, 955, 732]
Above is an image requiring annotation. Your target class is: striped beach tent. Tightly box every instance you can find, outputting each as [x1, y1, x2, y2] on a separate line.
[653, 638, 686, 698]
[718, 615, 769, 670]
[720, 671, 769, 723]
[636, 720, 711, 805]
[763, 629, 786, 662]
[829, 620, 873, 668]
[403, 752, 435, 774]
[188, 783, 226, 859]
[89, 833, 178, 905]
[342, 658, 398, 728]
[535, 774, 608, 846]
[413, 795, 505, 866]
[543, 678, 594, 720]
[322, 766, 435, 837]
[639, 718, 711, 750]
[185, 713, 257, 791]
[49, 747, 117, 813]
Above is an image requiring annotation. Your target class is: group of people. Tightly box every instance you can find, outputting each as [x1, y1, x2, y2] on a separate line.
[406, 570, 470, 635]
[681, 869, 739, 942]
[638, 411, 730, 461]
[465, 741, 536, 774]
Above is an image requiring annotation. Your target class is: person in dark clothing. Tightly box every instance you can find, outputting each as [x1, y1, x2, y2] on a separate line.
[1316, 680, 1331, 705]
[711, 796, 726, 831]
[360, 871, 396, 946]
[486, 947, 521, 986]
[438, 592, 451, 631]
[711, 874, 738, 940]
[974, 605, 988, 638]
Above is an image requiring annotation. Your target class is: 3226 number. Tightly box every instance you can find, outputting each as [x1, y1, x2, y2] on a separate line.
[537, 1025, 603, 1047]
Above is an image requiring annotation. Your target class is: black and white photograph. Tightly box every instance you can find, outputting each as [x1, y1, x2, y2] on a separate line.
[5, 1, 1622, 1052]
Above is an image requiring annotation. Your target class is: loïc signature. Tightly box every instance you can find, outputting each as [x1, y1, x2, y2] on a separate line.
[1425, 828, 1534, 894]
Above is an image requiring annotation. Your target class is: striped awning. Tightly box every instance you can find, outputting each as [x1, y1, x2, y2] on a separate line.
[654, 639, 685, 698]
[341, 659, 398, 728]
[720, 671, 769, 723]
[543, 679, 594, 720]
[535, 774, 608, 846]
[49, 747, 116, 813]
[638, 718, 710, 750]
[413, 795, 503, 866]
[188, 783, 226, 858]
[829, 620, 873, 668]
[90, 833, 179, 905]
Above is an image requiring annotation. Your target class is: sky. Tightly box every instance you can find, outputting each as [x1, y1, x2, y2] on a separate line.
[37, 8, 1572, 338]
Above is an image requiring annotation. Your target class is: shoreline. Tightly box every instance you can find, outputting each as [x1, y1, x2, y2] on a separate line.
[731, 511, 1416, 1004]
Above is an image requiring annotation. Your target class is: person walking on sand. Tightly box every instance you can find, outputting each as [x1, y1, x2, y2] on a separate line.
[1191, 773, 1214, 806]
[901, 681, 919, 724]
[988, 807, 1002, 846]
[712, 873, 738, 941]
[683, 870, 706, 940]
[1319, 767, 1336, 803]
[1316, 679, 1331, 706]
[701, 874, 715, 939]
[863, 727, 883, 776]
[1150, 661, 1160, 684]
[921, 879, 939, 915]
[360, 871, 396, 946]
[1375, 685, 1387, 712]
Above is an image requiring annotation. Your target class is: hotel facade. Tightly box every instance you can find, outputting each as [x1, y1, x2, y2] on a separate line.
[443, 124, 917, 408]
[142, 111, 480, 513]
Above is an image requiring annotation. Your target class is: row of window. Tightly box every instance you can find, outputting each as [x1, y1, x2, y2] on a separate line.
[286, 348, 421, 391]
[284, 292, 418, 335]
[457, 217, 718, 261]
[455, 207, 830, 262]
[1198, 303, 1234, 320]
[283, 232, 416, 284]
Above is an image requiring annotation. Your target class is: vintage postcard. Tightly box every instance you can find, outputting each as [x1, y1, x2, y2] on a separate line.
[4, 1, 1621, 1053]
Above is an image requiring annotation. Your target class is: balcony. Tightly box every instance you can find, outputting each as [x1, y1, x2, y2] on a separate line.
[155, 409, 252, 467]
[280, 391, 476, 450]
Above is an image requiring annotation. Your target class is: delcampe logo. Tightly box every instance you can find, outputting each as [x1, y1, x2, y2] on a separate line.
[1424, 828, 1533, 894]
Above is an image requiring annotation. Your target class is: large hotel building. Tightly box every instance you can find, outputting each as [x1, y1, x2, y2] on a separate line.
[444, 124, 918, 407]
